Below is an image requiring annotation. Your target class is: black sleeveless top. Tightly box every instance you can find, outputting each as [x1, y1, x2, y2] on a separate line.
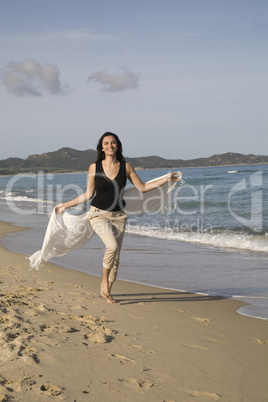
[91, 161, 127, 211]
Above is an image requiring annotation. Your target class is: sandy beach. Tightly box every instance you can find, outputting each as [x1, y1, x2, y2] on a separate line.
[0, 221, 267, 401]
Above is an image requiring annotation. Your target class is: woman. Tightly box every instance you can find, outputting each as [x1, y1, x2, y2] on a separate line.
[55, 132, 179, 303]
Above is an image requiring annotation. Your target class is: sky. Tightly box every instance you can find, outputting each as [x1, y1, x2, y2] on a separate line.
[0, 0, 267, 161]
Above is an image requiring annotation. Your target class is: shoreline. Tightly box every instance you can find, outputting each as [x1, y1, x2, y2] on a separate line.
[1, 162, 268, 177]
[0, 221, 268, 401]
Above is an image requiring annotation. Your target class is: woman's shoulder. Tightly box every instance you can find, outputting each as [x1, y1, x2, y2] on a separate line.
[125, 162, 135, 175]
[125, 161, 134, 169]
[88, 163, 97, 173]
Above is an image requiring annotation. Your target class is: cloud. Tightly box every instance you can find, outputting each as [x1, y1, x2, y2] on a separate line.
[2, 59, 69, 96]
[88, 67, 139, 92]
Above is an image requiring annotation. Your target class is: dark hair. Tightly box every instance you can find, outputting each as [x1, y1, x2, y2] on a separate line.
[96, 132, 125, 162]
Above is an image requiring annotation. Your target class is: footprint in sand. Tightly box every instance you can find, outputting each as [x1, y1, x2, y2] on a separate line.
[0, 313, 12, 325]
[34, 279, 55, 286]
[131, 344, 155, 355]
[84, 331, 108, 344]
[18, 345, 40, 365]
[40, 383, 63, 397]
[65, 291, 81, 296]
[174, 308, 188, 313]
[191, 317, 211, 325]
[73, 296, 92, 302]
[185, 344, 209, 351]
[66, 284, 83, 289]
[110, 354, 136, 364]
[0, 374, 37, 394]
[69, 305, 87, 310]
[16, 285, 48, 294]
[0, 330, 39, 365]
[40, 323, 58, 333]
[206, 337, 229, 345]
[189, 390, 221, 400]
[0, 291, 30, 307]
[71, 314, 106, 324]
[40, 323, 79, 334]
[34, 303, 55, 312]
[256, 338, 268, 344]
[84, 325, 115, 344]
[118, 378, 154, 391]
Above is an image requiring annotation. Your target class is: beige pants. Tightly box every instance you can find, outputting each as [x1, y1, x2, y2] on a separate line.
[89, 206, 128, 282]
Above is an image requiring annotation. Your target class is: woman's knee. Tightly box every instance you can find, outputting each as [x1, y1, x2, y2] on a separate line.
[106, 240, 118, 255]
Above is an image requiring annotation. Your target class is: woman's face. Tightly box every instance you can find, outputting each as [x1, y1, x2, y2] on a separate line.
[102, 135, 118, 156]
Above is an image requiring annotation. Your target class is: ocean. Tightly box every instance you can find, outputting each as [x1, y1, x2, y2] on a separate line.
[0, 164, 267, 320]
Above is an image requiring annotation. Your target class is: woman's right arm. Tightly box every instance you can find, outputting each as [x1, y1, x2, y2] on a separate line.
[55, 164, 96, 213]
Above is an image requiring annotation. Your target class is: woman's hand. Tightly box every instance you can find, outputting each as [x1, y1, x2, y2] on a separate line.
[168, 171, 183, 182]
[55, 203, 66, 214]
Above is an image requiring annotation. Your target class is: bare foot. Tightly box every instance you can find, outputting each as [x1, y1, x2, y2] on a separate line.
[100, 282, 116, 303]
[106, 294, 116, 304]
[101, 281, 109, 298]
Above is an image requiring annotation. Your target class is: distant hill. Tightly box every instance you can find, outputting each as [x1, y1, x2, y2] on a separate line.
[0, 148, 267, 175]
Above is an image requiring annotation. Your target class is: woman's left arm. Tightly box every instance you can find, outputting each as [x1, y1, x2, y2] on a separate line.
[126, 163, 180, 193]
